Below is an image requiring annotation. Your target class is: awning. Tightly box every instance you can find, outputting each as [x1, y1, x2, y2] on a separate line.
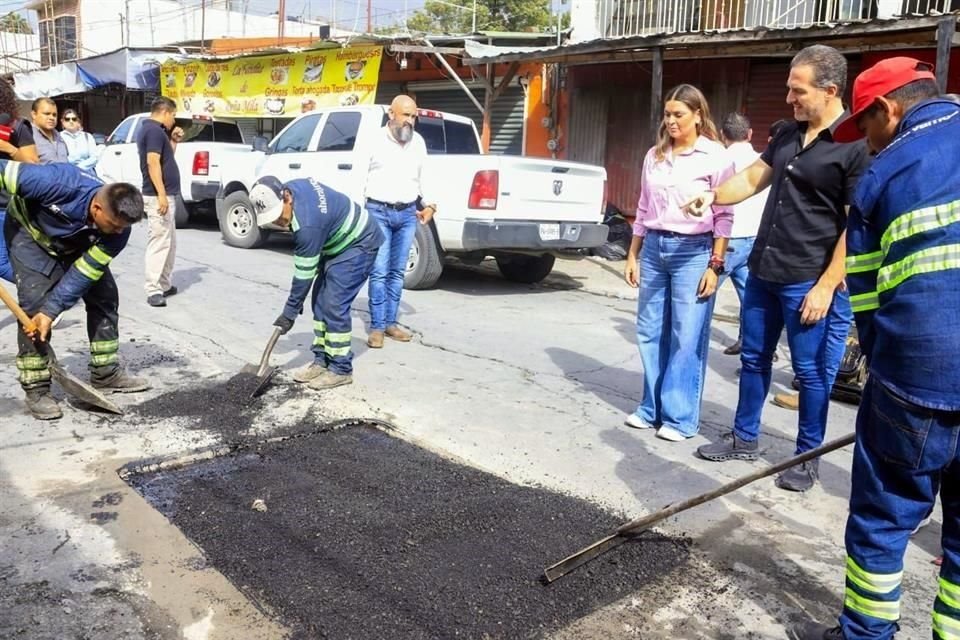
[14, 47, 184, 99]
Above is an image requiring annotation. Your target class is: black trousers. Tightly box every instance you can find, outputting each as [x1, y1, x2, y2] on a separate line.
[7, 226, 120, 391]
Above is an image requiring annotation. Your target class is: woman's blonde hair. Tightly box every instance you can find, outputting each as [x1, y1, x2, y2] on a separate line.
[654, 84, 719, 161]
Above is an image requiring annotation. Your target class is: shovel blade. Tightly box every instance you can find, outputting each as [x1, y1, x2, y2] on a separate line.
[48, 362, 124, 415]
[251, 366, 278, 398]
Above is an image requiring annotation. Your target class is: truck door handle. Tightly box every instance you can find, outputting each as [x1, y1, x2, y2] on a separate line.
[114, 151, 122, 155]
[337, 163, 352, 170]
[288, 163, 301, 169]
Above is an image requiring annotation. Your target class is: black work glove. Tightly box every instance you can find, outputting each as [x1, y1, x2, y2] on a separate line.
[273, 314, 294, 335]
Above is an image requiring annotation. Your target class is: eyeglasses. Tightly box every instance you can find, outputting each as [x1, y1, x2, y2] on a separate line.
[63, 116, 78, 121]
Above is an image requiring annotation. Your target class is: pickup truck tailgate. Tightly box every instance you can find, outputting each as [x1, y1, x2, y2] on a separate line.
[498, 158, 605, 222]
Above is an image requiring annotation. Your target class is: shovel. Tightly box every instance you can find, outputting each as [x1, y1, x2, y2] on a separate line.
[0, 286, 124, 415]
[542, 432, 857, 583]
[241, 326, 282, 398]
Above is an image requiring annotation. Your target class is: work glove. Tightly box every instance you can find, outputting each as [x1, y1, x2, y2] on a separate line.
[273, 314, 295, 335]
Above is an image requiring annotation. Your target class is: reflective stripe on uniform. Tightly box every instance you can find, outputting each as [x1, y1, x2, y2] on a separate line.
[934, 611, 960, 640]
[324, 205, 368, 256]
[294, 254, 320, 281]
[850, 291, 880, 313]
[74, 255, 104, 281]
[313, 320, 326, 333]
[846, 250, 884, 274]
[325, 330, 352, 357]
[312, 336, 325, 347]
[939, 578, 960, 610]
[846, 557, 902, 594]
[90, 352, 118, 367]
[3, 160, 19, 194]
[877, 243, 960, 294]
[90, 339, 119, 354]
[844, 587, 900, 621]
[16, 354, 50, 384]
[882, 199, 960, 257]
[87, 244, 112, 266]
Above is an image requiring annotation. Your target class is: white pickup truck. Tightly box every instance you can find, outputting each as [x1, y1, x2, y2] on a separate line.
[216, 106, 608, 288]
[95, 113, 254, 228]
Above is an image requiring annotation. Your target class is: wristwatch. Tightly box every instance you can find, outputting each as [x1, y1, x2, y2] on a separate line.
[708, 255, 725, 275]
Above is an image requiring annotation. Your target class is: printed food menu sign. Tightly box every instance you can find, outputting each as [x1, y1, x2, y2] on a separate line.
[161, 46, 383, 117]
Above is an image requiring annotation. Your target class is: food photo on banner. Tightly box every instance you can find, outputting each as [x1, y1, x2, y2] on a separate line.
[160, 45, 383, 117]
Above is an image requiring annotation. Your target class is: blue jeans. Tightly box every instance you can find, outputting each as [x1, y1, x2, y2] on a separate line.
[733, 275, 853, 453]
[633, 231, 715, 436]
[367, 203, 418, 331]
[311, 245, 379, 375]
[840, 377, 960, 639]
[0, 209, 13, 283]
[719, 236, 754, 340]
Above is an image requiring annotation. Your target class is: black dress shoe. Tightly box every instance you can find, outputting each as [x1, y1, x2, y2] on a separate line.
[147, 294, 166, 307]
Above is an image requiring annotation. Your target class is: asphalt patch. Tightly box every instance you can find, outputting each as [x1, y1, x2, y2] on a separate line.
[130, 424, 692, 639]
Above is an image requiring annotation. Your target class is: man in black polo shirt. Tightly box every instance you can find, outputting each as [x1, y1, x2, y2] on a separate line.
[137, 96, 184, 308]
[687, 45, 870, 491]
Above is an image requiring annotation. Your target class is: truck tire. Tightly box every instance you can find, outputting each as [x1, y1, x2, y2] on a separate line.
[404, 222, 444, 290]
[496, 254, 556, 284]
[219, 191, 269, 249]
[174, 197, 190, 228]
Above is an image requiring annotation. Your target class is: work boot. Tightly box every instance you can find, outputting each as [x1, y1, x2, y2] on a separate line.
[697, 433, 760, 461]
[307, 370, 352, 390]
[385, 325, 412, 342]
[163, 286, 178, 297]
[797, 622, 843, 640]
[92, 371, 151, 394]
[773, 392, 800, 411]
[25, 389, 62, 420]
[367, 330, 384, 349]
[147, 294, 166, 307]
[293, 362, 326, 383]
[776, 459, 819, 492]
[723, 339, 742, 355]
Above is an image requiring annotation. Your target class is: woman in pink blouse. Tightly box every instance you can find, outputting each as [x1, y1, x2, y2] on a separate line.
[623, 84, 735, 442]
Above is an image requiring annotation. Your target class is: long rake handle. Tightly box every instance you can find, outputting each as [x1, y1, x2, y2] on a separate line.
[615, 433, 856, 535]
[0, 286, 38, 334]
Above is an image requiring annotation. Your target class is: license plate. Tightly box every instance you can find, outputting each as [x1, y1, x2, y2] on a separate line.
[538, 223, 560, 241]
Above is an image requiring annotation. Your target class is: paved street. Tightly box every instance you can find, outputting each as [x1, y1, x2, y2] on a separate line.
[0, 221, 942, 639]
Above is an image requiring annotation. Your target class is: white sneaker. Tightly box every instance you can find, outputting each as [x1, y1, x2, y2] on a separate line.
[624, 413, 655, 430]
[656, 426, 690, 442]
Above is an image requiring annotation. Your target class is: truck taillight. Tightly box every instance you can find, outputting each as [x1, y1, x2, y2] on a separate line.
[468, 170, 499, 209]
[192, 151, 209, 176]
[601, 179, 608, 215]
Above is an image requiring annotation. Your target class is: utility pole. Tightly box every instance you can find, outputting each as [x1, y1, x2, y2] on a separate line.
[124, 0, 130, 49]
[201, 0, 207, 53]
[367, 0, 372, 33]
[278, 0, 286, 41]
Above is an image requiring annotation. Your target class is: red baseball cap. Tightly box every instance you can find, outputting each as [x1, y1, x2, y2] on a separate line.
[833, 57, 937, 143]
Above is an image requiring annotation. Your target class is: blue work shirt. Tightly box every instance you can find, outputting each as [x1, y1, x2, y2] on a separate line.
[845, 98, 960, 411]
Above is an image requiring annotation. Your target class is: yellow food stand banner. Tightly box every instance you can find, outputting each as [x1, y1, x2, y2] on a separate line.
[160, 45, 383, 118]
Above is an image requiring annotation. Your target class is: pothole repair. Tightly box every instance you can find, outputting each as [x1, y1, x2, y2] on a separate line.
[125, 423, 692, 639]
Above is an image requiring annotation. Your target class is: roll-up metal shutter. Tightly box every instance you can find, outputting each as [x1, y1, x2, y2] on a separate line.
[376, 82, 404, 105]
[567, 89, 609, 167]
[234, 118, 259, 144]
[410, 85, 526, 156]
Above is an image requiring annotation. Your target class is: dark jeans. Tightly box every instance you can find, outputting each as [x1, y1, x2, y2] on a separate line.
[8, 228, 120, 390]
[733, 274, 852, 453]
[311, 245, 379, 375]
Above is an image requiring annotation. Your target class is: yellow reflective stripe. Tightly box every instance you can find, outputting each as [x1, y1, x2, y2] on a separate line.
[850, 291, 880, 313]
[19, 369, 51, 384]
[16, 355, 48, 369]
[325, 205, 368, 256]
[74, 257, 104, 281]
[882, 199, 960, 256]
[295, 255, 320, 268]
[4, 161, 19, 194]
[846, 557, 902, 594]
[940, 579, 960, 610]
[313, 320, 327, 332]
[90, 339, 119, 354]
[846, 250, 884, 274]
[294, 267, 318, 280]
[90, 353, 118, 366]
[312, 336, 325, 346]
[325, 331, 351, 343]
[877, 244, 960, 294]
[934, 611, 960, 639]
[326, 345, 351, 357]
[87, 245, 112, 266]
[844, 587, 900, 621]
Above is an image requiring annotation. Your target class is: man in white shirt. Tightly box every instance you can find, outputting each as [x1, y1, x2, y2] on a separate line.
[719, 113, 770, 355]
[364, 94, 437, 348]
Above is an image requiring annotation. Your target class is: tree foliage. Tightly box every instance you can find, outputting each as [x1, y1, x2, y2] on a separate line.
[0, 12, 33, 35]
[406, 0, 553, 34]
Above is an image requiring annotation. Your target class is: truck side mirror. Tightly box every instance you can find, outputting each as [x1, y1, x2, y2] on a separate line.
[252, 135, 269, 152]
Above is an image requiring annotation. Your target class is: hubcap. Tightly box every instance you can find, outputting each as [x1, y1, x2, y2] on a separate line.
[228, 203, 253, 237]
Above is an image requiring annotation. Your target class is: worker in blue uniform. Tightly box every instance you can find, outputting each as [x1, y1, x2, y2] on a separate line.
[803, 58, 960, 640]
[249, 175, 384, 390]
[1, 160, 149, 420]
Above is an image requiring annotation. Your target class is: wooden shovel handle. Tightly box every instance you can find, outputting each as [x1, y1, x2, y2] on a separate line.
[0, 285, 37, 334]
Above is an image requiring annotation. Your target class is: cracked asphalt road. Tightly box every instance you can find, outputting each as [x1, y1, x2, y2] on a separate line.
[0, 221, 944, 639]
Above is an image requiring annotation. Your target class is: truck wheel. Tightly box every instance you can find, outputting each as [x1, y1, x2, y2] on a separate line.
[219, 191, 268, 249]
[174, 197, 190, 228]
[496, 254, 556, 284]
[404, 223, 444, 290]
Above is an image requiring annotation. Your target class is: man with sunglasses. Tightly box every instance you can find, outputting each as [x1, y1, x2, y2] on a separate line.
[60, 110, 100, 172]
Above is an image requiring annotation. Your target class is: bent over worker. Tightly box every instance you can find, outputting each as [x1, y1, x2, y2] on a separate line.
[1, 160, 149, 420]
[802, 59, 960, 640]
[249, 175, 384, 390]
